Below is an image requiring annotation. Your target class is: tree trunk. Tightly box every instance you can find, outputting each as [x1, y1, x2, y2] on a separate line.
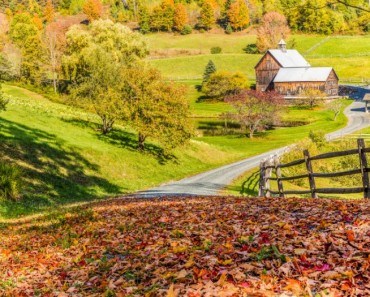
[101, 115, 114, 135]
[138, 133, 146, 151]
[53, 73, 57, 93]
[334, 111, 339, 121]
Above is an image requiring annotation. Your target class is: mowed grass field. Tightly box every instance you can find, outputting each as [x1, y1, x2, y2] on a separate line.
[145, 33, 327, 54]
[147, 34, 370, 81]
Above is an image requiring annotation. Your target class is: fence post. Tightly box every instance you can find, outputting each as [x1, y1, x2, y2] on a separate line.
[358, 138, 370, 198]
[304, 150, 317, 198]
[258, 161, 265, 197]
[265, 157, 273, 198]
[274, 156, 284, 198]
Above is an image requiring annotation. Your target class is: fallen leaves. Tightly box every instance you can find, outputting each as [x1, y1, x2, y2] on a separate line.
[1, 196, 370, 296]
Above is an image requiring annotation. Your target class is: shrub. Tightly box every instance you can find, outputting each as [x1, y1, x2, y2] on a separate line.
[202, 71, 248, 100]
[181, 25, 192, 35]
[0, 162, 22, 201]
[225, 23, 233, 34]
[210, 46, 222, 54]
[309, 130, 326, 148]
[243, 43, 258, 54]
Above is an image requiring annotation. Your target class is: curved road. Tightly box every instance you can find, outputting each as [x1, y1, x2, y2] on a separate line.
[134, 97, 370, 197]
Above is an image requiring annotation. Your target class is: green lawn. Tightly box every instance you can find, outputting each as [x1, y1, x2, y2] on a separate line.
[199, 102, 350, 155]
[306, 35, 370, 56]
[180, 80, 233, 117]
[145, 33, 326, 54]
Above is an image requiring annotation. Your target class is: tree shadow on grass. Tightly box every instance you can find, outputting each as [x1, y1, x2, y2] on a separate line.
[0, 118, 122, 219]
[225, 170, 259, 196]
[63, 118, 178, 165]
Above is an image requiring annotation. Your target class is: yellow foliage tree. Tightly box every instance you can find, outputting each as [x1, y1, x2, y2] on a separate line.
[199, 0, 215, 30]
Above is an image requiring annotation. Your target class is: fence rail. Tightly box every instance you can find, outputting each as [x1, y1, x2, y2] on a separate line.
[259, 138, 370, 198]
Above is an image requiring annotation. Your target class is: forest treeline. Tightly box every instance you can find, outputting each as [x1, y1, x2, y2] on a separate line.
[0, 0, 369, 34]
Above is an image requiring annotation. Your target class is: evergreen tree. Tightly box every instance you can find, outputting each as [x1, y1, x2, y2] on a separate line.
[199, 0, 215, 30]
[202, 60, 216, 85]
[225, 23, 233, 34]
[139, 6, 151, 34]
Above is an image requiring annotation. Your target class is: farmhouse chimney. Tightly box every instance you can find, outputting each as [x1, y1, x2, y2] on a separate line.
[278, 39, 287, 52]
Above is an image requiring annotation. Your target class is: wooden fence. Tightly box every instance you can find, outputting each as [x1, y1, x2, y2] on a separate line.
[259, 138, 370, 198]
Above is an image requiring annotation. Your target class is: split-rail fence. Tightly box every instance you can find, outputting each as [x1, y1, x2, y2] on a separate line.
[259, 138, 370, 198]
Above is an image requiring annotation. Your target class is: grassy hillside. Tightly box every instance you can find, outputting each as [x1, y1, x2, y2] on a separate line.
[147, 34, 370, 81]
[0, 85, 242, 218]
[0, 86, 350, 219]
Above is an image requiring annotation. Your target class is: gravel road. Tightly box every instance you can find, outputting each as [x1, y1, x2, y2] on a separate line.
[134, 95, 370, 197]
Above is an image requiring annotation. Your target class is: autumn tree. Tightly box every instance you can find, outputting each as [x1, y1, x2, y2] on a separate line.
[202, 71, 248, 100]
[225, 90, 284, 138]
[123, 67, 192, 151]
[294, 0, 345, 34]
[63, 20, 148, 133]
[256, 11, 290, 53]
[42, 23, 66, 93]
[199, 0, 215, 30]
[0, 55, 13, 81]
[9, 12, 44, 83]
[227, 0, 250, 31]
[327, 100, 344, 121]
[28, 0, 41, 15]
[150, 0, 175, 31]
[63, 19, 147, 83]
[70, 47, 124, 134]
[299, 89, 327, 109]
[0, 83, 8, 113]
[173, 3, 188, 31]
[44, 0, 55, 23]
[83, 0, 103, 21]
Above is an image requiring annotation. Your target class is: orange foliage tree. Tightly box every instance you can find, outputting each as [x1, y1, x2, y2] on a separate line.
[173, 3, 187, 31]
[227, 0, 250, 31]
[256, 11, 290, 53]
[44, 0, 55, 23]
[83, 0, 103, 21]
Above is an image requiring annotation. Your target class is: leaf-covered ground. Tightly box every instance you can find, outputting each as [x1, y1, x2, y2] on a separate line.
[1, 197, 370, 296]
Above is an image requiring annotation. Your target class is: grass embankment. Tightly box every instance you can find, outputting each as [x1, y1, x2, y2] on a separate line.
[223, 119, 365, 199]
[1, 196, 368, 296]
[148, 34, 370, 81]
[0, 86, 350, 219]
